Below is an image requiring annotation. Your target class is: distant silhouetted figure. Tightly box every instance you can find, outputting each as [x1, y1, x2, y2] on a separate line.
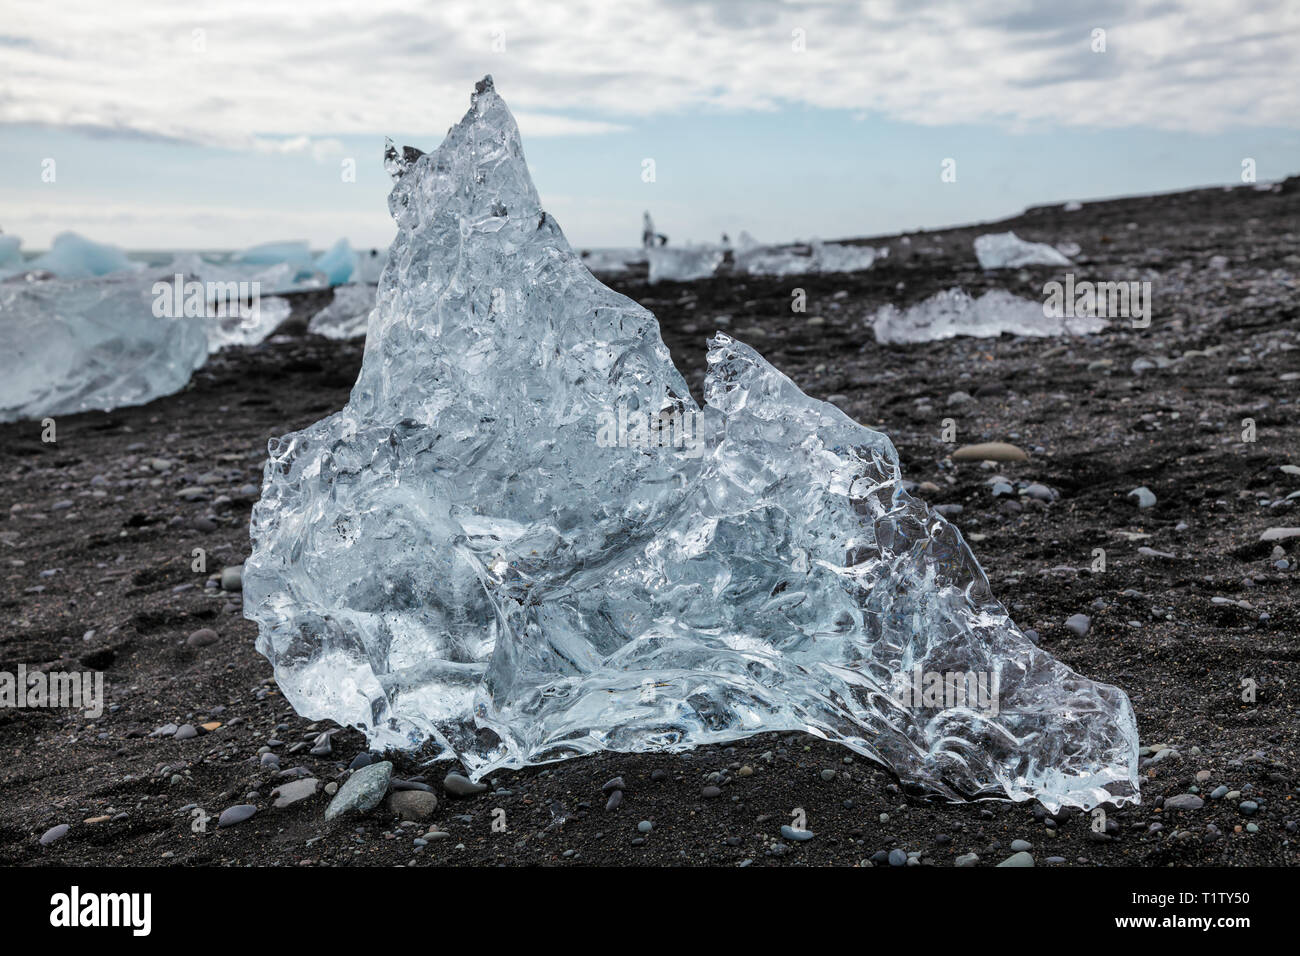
[642, 212, 655, 248]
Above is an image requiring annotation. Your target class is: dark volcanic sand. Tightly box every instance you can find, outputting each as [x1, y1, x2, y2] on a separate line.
[2, 180, 1298, 867]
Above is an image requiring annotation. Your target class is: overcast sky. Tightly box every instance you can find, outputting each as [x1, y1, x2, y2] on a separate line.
[2, 0, 1297, 250]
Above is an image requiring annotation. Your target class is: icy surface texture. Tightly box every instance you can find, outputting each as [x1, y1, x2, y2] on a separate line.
[873, 288, 1109, 344]
[0, 273, 208, 422]
[19, 232, 139, 279]
[307, 283, 375, 340]
[244, 78, 1139, 811]
[974, 231, 1073, 269]
[647, 245, 724, 283]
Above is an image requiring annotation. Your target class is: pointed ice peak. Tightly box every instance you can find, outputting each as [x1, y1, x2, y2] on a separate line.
[383, 137, 425, 182]
[246, 78, 1140, 811]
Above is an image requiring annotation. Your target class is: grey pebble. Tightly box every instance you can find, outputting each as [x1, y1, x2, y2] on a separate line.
[40, 824, 70, 845]
[218, 804, 257, 828]
[443, 772, 488, 797]
[996, 851, 1034, 867]
[1064, 613, 1091, 637]
[324, 761, 393, 821]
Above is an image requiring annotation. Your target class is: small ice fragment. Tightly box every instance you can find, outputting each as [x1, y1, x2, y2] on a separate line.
[205, 295, 292, 352]
[974, 231, 1073, 269]
[308, 283, 376, 340]
[646, 245, 724, 283]
[734, 235, 882, 276]
[872, 288, 1108, 344]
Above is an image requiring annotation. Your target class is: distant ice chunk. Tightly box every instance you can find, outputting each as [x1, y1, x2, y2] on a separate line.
[736, 236, 882, 276]
[307, 283, 375, 340]
[353, 249, 388, 285]
[873, 288, 1109, 344]
[244, 77, 1139, 812]
[735, 243, 813, 276]
[580, 248, 645, 274]
[235, 241, 317, 278]
[646, 245, 724, 283]
[0, 234, 22, 271]
[0, 273, 208, 422]
[24, 232, 139, 279]
[162, 252, 324, 297]
[314, 238, 357, 285]
[810, 239, 883, 273]
[205, 295, 293, 352]
[974, 231, 1073, 269]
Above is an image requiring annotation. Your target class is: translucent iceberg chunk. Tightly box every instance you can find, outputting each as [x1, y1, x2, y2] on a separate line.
[873, 288, 1109, 344]
[244, 77, 1139, 811]
[25, 232, 139, 279]
[307, 283, 375, 340]
[314, 238, 357, 286]
[0, 234, 23, 271]
[736, 237, 882, 276]
[974, 231, 1073, 269]
[204, 295, 293, 353]
[354, 249, 388, 285]
[235, 241, 317, 279]
[647, 245, 724, 283]
[579, 248, 645, 274]
[0, 273, 208, 422]
[162, 253, 325, 298]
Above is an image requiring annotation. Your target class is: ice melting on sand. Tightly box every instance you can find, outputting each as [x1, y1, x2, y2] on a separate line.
[244, 77, 1139, 810]
[873, 288, 1110, 344]
[0, 273, 208, 422]
[974, 231, 1073, 269]
[307, 283, 376, 340]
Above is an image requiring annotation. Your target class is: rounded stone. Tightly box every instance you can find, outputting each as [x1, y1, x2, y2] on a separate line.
[387, 789, 439, 821]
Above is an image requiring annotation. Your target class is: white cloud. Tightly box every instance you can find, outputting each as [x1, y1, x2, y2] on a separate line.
[1, 0, 1296, 149]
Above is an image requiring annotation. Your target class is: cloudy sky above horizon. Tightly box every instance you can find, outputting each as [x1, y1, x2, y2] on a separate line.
[2, 0, 1298, 250]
